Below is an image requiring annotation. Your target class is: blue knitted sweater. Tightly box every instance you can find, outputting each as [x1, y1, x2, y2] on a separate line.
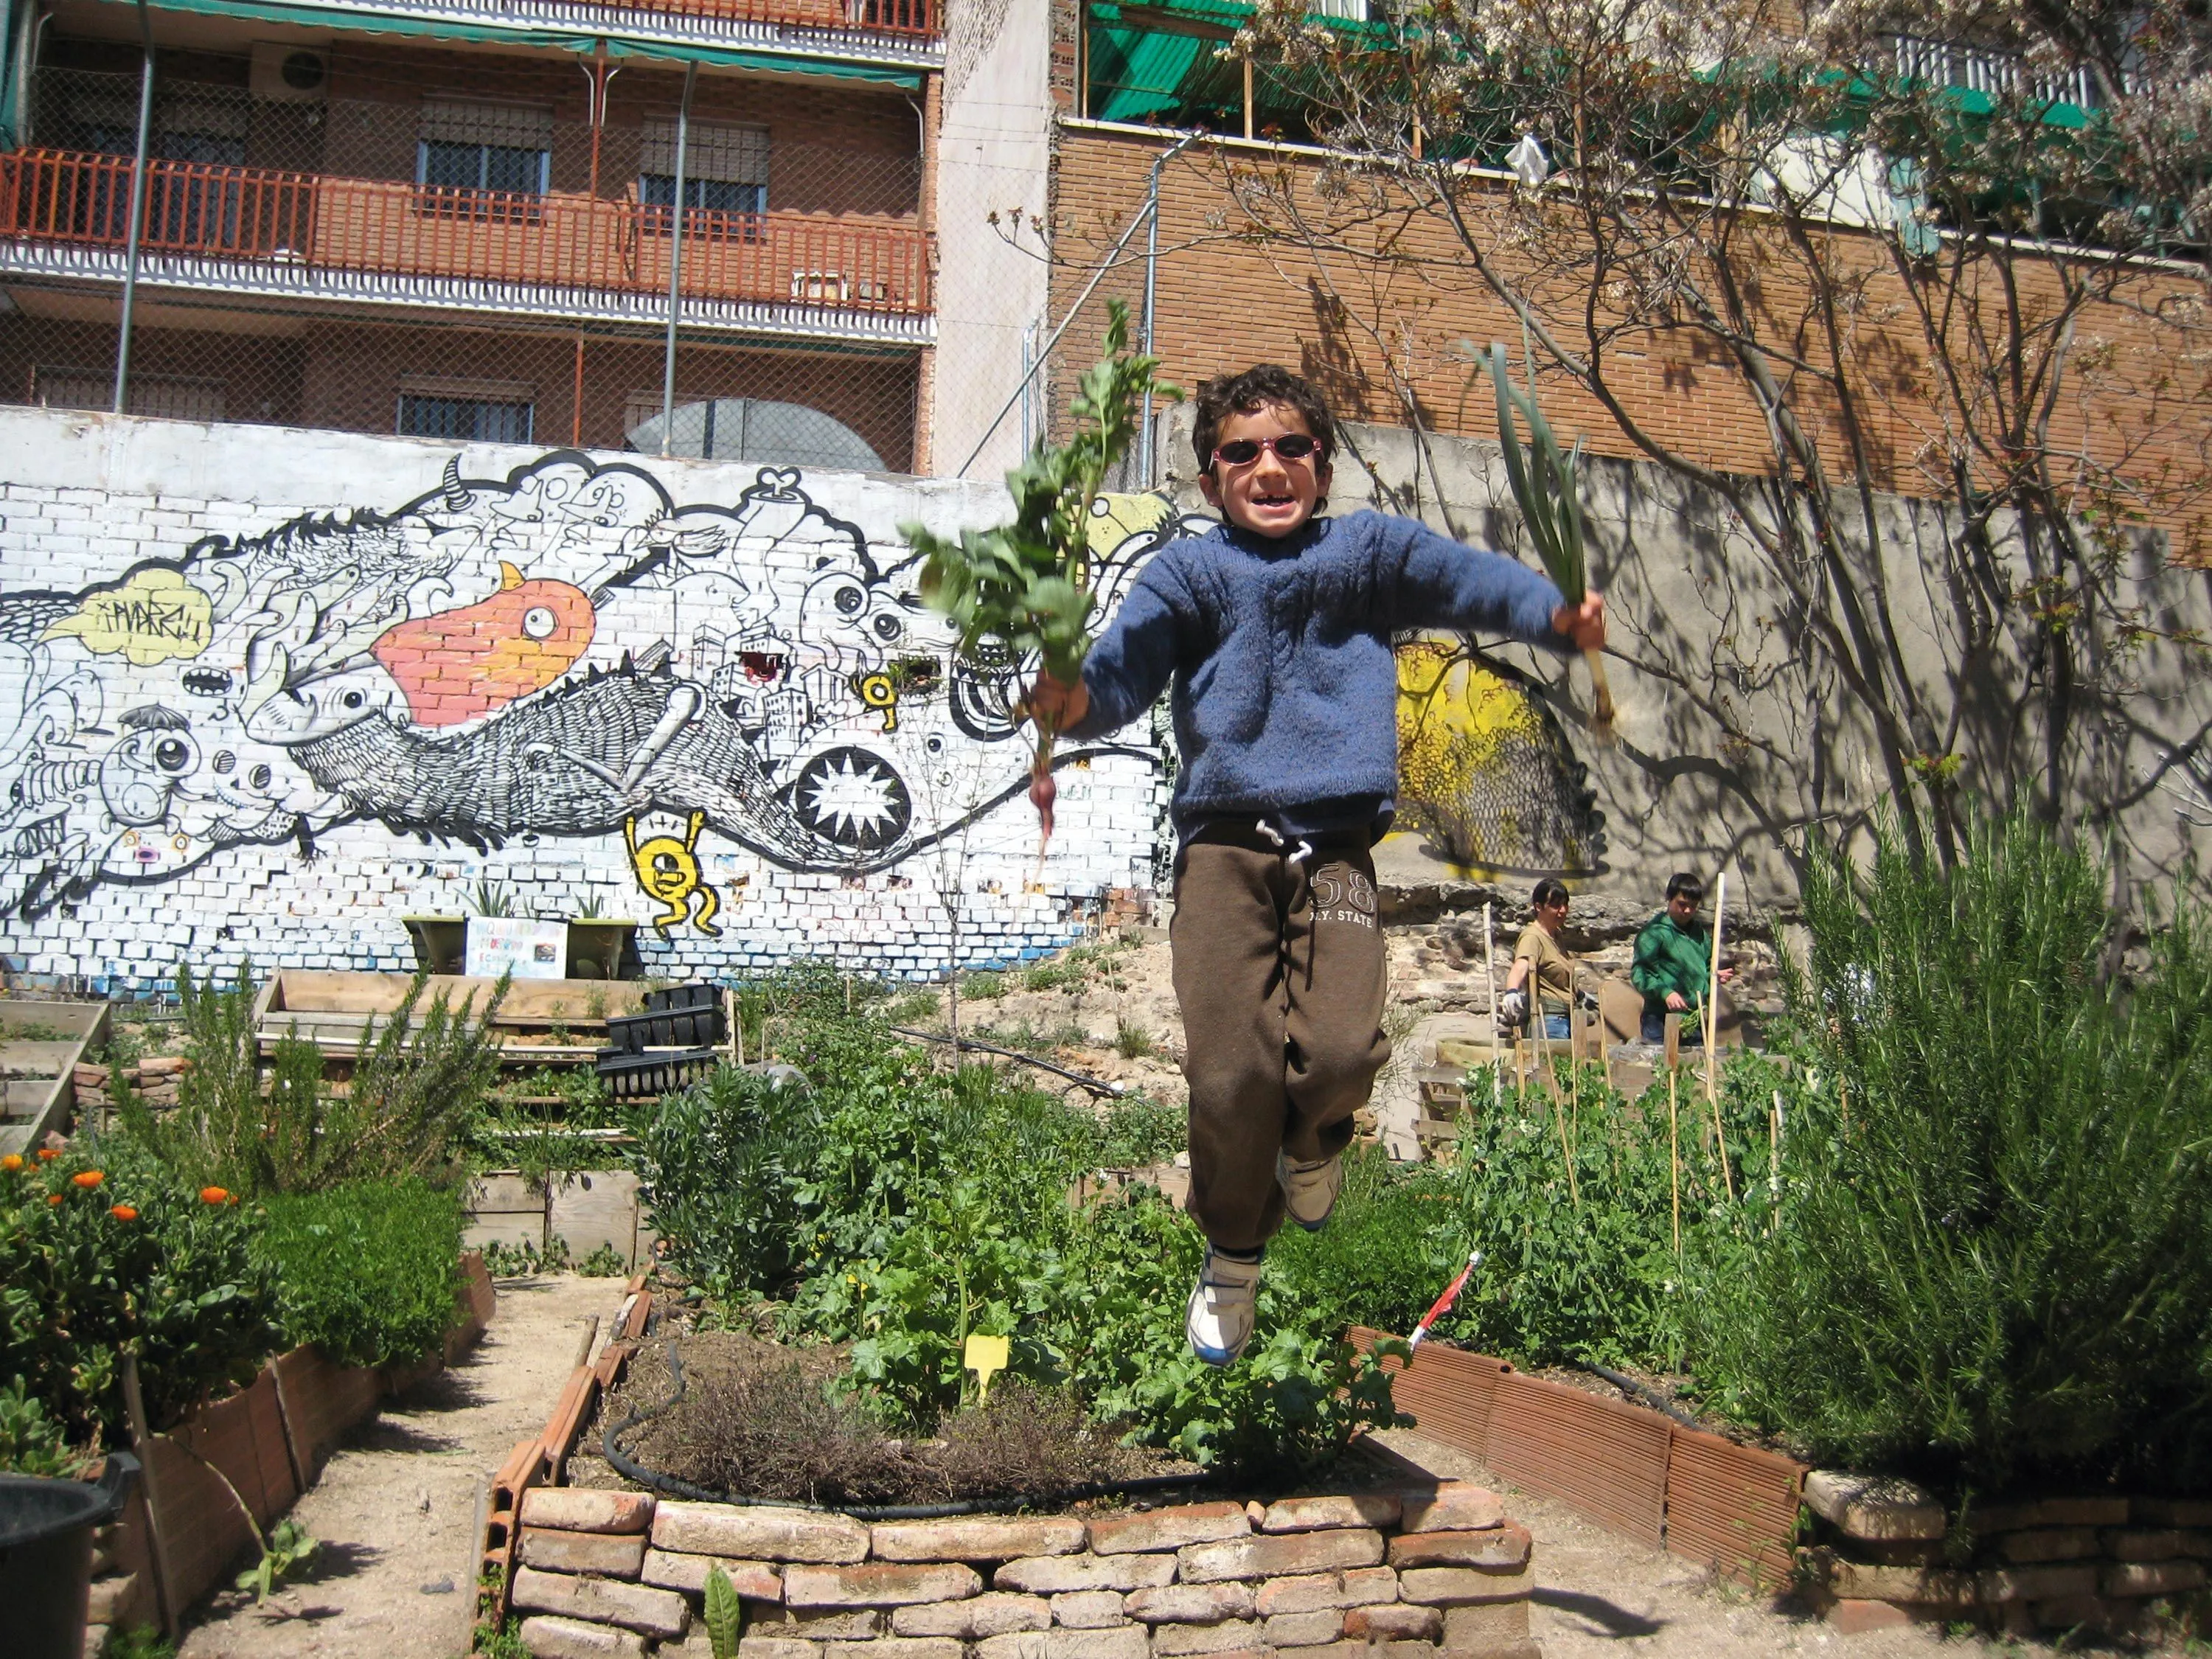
[1067, 510, 1568, 837]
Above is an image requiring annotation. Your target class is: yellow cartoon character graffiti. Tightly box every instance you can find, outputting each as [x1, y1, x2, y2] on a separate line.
[626, 811, 721, 936]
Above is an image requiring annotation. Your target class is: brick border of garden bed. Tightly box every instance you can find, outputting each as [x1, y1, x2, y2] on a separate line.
[488, 1281, 1543, 1659]
[1353, 1328, 2212, 1642]
[80, 1251, 497, 1645]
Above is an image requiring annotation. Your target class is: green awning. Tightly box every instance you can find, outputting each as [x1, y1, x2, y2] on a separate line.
[133, 0, 924, 85]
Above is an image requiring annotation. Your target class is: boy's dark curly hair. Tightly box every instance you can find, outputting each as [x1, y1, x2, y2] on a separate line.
[1191, 365, 1338, 476]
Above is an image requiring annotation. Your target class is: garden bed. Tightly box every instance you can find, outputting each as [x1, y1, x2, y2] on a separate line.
[484, 1280, 1545, 1659]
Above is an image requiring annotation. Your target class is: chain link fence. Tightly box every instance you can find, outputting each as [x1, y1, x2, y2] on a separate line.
[0, 35, 1048, 477]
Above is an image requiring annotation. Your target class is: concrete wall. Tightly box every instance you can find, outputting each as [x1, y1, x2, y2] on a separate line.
[929, 0, 1054, 479]
[0, 406, 1166, 992]
[1157, 404, 2212, 914]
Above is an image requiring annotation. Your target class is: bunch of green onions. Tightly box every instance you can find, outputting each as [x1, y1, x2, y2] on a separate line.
[1488, 341, 1616, 738]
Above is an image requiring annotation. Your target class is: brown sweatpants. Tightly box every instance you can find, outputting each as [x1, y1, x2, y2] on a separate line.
[1170, 827, 1391, 1253]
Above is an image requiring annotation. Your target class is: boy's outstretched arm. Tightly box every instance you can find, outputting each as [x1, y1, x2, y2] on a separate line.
[1027, 563, 1187, 742]
[1376, 515, 1606, 653]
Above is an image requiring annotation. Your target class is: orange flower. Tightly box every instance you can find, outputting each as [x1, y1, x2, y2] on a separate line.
[201, 1186, 231, 1206]
[109, 1204, 139, 1222]
[72, 1170, 105, 1190]
[35, 1148, 58, 1161]
[47, 1193, 63, 1206]
[0, 1154, 21, 1172]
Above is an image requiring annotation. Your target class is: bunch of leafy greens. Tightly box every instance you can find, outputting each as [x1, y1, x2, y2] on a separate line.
[901, 301, 1178, 849]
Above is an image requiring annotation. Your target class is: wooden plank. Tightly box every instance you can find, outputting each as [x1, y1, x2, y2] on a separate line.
[546, 1170, 642, 1267]
[143, 1433, 257, 1618]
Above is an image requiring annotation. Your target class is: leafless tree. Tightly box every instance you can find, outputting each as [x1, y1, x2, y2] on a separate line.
[1222, 0, 2212, 877]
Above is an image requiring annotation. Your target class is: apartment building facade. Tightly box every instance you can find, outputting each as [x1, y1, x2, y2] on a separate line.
[0, 0, 1055, 473]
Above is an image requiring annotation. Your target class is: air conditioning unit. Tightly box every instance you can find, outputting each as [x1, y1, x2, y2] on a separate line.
[251, 42, 329, 103]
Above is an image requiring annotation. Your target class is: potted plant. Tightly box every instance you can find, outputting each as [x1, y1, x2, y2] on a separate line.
[404, 877, 509, 976]
[566, 895, 638, 981]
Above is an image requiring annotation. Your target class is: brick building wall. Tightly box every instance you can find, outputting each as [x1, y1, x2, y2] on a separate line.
[0, 408, 1162, 992]
[1044, 124, 2211, 550]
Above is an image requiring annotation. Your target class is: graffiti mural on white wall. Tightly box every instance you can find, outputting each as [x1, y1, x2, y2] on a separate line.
[0, 450, 1194, 926]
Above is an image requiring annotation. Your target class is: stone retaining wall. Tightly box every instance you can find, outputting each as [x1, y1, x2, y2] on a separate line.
[507, 1486, 1541, 1659]
[1800, 1472, 2212, 1638]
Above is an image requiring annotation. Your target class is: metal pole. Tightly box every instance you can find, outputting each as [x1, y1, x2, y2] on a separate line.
[113, 0, 155, 417]
[959, 129, 1197, 480]
[658, 58, 696, 459]
[1137, 132, 1186, 485]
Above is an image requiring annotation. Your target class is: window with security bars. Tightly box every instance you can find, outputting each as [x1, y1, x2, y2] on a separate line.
[640, 119, 769, 226]
[36, 367, 228, 422]
[416, 99, 552, 204]
[397, 390, 534, 443]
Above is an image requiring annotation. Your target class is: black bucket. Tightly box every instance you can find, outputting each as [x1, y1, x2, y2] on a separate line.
[0, 1453, 140, 1659]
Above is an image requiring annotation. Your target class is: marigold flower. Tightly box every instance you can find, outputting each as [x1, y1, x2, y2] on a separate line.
[110, 1204, 139, 1222]
[35, 1148, 58, 1161]
[0, 1154, 21, 1172]
[72, 1170, 105, 1190]
[47, 1193, 63, 1206]
[201, 1186, 231, 1206]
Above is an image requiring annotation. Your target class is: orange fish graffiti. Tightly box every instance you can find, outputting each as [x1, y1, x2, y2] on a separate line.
[372, 562, 595, 728]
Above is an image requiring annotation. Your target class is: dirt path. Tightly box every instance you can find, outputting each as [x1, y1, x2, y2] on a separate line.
[1366, 1428, 2128, 1659]
[176, 1273, 616, 1659]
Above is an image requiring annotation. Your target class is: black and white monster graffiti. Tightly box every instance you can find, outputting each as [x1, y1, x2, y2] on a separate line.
[0, 451, 1192, 932]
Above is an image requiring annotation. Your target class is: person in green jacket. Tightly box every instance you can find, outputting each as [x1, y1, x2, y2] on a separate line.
[1631, 872, 1733, 1044]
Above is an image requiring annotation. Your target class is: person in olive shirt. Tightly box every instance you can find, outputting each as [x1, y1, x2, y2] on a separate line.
[1500, 877, 1582, 1041]
[1631, 872, 1734, 1044]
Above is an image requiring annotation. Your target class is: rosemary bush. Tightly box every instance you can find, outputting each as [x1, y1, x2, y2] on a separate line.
[1691, 815, 2212, 1493]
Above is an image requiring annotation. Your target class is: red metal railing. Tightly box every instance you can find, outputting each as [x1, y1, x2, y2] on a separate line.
[0, 149, 933, 319]
[601, 0, 938, 36]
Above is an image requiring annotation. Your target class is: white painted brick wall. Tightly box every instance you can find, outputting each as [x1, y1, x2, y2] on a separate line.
[0, 408, 1175, 994]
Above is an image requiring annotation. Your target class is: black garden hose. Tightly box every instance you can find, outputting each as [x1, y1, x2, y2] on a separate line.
[1579, 1361, 1701, 1430]
[885, 1026, 1127, 1099]
[602, 1335, 1214, 1520]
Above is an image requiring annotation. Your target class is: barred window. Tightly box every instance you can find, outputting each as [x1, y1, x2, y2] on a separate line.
[417, 99, 552, 195]
[397, 378, 534, 443]
[639, 119, 768, 215]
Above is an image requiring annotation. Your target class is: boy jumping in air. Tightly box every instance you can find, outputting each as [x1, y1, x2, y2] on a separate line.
[1030, 366, 1604, 1365]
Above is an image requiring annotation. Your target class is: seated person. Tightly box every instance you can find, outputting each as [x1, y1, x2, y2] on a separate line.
[1499, 877, 1584, 1041]
[1631, 871, 1734, 1045]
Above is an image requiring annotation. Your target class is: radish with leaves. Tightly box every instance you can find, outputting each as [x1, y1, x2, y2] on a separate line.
[902, 301, 1178, 852]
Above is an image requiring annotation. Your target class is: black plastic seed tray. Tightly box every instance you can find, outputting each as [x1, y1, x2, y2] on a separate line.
[605, 1002, 726, 1054]
[594, 1045, 722, 1099]
[642, 982, 721, 1015]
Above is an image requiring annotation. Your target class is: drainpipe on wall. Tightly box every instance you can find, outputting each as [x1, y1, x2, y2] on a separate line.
[112, 0, 154, 417]
[1137, 128, 1196, 487]
[658, 58, 696, 459]
[574, 41, 611, 448]
[6, 3, 45, 150]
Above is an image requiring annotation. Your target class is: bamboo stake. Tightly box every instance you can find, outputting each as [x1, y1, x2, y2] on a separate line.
[1704, 872, 1736, 1201]
[1537, 1001, 1577, 1206]
[1668, 1065, 1681, 1258]
[1769, 1088, 1784, 1234]
[1484, 902, 1501, 1110]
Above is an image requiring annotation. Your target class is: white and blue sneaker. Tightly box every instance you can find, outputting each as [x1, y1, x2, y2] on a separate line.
[1185, 1245, 1262, 1366]
[1279, 1151, 1344, 1231]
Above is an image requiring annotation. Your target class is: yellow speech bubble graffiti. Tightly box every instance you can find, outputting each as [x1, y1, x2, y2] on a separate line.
[42, 567, 214, 665]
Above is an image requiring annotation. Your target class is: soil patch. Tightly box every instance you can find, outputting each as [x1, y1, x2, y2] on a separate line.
[578, 1322, 1200, 1508]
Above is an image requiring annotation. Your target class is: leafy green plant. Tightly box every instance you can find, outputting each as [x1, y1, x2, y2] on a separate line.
[0, 1135, 279, 1440]
[0, 1374, 87, 1478]
[959, 970, 1008, 1002]
[1689, 813, 2212, 1493]
[703, 1564, 742, 1659]
[470, 878, 515, 918]
[251, 1180, 464, 1368]
[1485, 339, 1613, 734]
[479, 1235, 573, 1278]
[576, 1242, 630, 1278]
[121, 964, 507, 1196]
[104, 1627, 176, 1659]
[903, 300, 1178, 849]
[236, 1517, 317, 1604]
